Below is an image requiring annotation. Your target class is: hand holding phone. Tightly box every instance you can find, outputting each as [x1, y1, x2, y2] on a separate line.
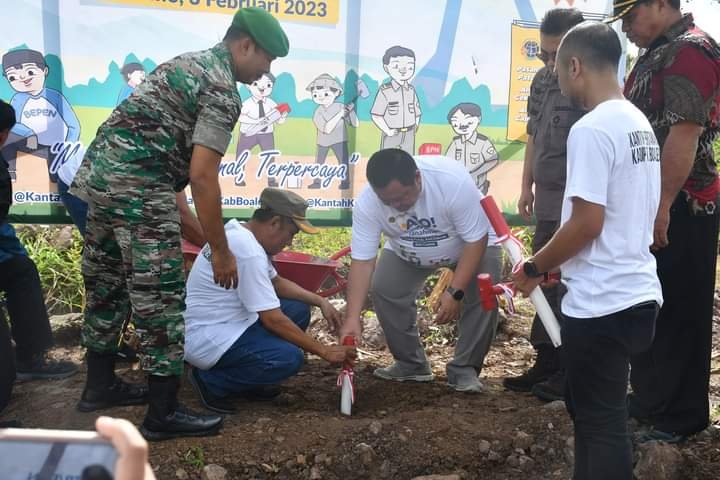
[0, 427, 117, 480]
[0, 417, 155, 480]
[95, 416, 156, 480]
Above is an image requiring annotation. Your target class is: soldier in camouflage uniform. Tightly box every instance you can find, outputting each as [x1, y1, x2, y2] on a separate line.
[70, 7, 289, 441]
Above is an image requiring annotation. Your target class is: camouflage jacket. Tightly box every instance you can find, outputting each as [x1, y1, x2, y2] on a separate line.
[72, 42, 241, 203]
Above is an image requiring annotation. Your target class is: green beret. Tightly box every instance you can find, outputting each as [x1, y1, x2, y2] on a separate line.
[232, 7, 289, 58]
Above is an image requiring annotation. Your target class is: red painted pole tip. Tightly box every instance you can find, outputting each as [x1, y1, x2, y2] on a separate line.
[480, 196, 511, 238]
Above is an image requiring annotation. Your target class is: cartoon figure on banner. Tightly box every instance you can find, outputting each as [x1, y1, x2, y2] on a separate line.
[371, 46, 421, 154]
[236, 72, 289, 187]
[446, 102, 499, 194]
[117, 62, 146, 105]
[307, 73, 358, 190]
[2, 48, 80, 183]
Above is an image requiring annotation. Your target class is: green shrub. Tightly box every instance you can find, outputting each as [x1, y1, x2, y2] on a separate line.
[15, 225, 84, 315]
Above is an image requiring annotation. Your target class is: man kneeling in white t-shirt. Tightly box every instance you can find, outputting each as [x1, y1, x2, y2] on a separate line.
[340, 150, 502, 393]
[513, 22, 662, 480]
[184, 188, 357, 414]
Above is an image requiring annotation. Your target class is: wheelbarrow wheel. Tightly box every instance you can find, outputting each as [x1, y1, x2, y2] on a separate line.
[319, 246, 351, 297]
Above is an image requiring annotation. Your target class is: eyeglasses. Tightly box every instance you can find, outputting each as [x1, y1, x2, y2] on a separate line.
[537, 50, 557, 64]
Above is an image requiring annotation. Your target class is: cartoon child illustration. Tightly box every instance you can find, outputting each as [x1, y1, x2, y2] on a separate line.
[117, 62, 146, 105]
[370, 46, 421, 154]
[446, 102, 499, 194]
[306, 73, 358, 190]
[235, 72, 287, 187]
[2, 48, 80, 182]
[236, 73, 286, 156]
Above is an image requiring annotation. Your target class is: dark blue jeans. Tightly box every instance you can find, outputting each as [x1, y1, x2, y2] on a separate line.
[57, 179, 88, 237]
[563, 301, 659, 480]
[198, 299, 311, 397]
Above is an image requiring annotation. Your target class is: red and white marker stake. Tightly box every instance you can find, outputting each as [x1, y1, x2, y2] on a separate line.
[480, 196, 562, 347]
[338, 336, 356, 416]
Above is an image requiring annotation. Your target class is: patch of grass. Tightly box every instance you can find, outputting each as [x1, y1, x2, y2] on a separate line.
[292, 227, 351, 259]
[182, 446, 206, 469]
[15, 225, 84, 315]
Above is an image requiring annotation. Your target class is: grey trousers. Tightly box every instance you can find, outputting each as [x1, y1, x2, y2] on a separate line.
[370, 245, 503, 381]
[236, 132, 274, 156]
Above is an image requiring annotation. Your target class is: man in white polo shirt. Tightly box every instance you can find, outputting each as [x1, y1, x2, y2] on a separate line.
[340, 149, 501, 393]
[184, 188, 356, 413]
[513, 22, 662, 480]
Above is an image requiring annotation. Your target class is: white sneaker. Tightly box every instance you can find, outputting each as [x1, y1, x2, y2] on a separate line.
[373, 363, 434, 383]
[448, 377, 484, 394]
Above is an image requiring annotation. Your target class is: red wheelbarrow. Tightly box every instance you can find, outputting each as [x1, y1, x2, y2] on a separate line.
[273, 247, 351, 297]
[182, 240, 351, 297]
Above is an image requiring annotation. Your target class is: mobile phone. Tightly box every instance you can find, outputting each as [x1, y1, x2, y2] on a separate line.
[0, 428, 118, 480]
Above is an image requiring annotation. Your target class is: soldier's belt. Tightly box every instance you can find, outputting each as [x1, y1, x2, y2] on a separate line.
[397, 126, 415, 133]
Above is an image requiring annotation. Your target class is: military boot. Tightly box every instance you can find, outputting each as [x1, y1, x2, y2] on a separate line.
[140, 375, 223, 441]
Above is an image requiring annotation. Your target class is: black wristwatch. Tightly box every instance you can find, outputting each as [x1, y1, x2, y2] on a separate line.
[523, 260, 545, 278]
[446, 286, 465, 301]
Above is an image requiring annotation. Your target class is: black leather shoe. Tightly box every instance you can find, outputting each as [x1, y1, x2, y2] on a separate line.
[503, 363, 555, 392]
[503, 346, 559, 392]
[187, 367, 237, 414]
[77, 378, 149, 412]
[16, 354, 78, 381]
[531, 370, 566, 402]
[140, 405, 223, 442]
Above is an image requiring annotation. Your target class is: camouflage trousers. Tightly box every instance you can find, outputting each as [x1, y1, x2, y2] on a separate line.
[81, 188, 185, 376]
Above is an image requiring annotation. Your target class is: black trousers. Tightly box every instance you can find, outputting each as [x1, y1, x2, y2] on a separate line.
[564, 302, 659, 480]
[629, 197, 719, 435]
[0, 255, 53, 413]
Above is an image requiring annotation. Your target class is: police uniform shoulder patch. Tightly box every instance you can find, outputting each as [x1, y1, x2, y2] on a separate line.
[476, 132, 489, 142]
[381, 83, 393, 90]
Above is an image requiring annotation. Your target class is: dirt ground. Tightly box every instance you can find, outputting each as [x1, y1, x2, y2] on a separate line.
[3, 296, 720, 480]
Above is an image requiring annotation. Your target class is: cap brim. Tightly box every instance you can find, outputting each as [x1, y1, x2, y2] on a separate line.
[604, 5, 635, 23]
[294, 219, 320, 234]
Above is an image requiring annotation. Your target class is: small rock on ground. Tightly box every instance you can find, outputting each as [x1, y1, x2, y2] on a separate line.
[201, 464, 227, 480]
[634, 441, 683, 480]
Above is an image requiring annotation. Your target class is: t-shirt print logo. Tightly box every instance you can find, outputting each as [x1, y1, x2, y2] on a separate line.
[406, 216, 437, 230]
[400, 215, 450, 248]
[628, 131, 660, 165]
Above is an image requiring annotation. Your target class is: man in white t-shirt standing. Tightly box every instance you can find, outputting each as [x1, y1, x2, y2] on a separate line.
[340, 149, 501, 393]
[513, 22, 662, 480]
[184, 188, 356, 413]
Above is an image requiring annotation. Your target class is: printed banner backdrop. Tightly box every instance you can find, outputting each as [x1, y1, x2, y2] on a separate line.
[2, 0, 615, 225]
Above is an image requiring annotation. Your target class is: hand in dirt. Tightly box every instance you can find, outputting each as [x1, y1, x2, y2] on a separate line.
[95, 416, 156, 480]
[320, 299, 342, 335]
[434, 291, 461, 325]
[321, 345, 357, 365]
[512, 262, 544, 296]
[211, 247, 238, 289]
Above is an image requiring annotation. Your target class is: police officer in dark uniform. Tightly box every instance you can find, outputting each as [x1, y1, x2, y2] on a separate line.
[504, 8, 585, 401]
